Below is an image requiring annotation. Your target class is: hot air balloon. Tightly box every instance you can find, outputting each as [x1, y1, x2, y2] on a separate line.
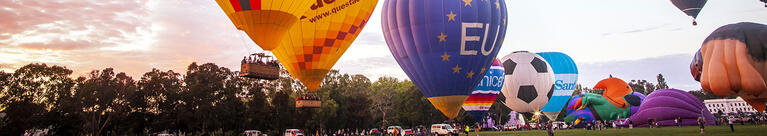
[564, 94, 595, 126]
[626, 89, 715, 127]
[216, 0, 314, 50]
[693, 22, 767, 112]
[217, 0, 315, 80]
[500, 51, 555, 113]
[462, 59, 504, 121]
[271, 0, 379, 108]
[564, 77, 639, 123]
[670, 0, 708, 25]
[537, 52, 578, 120]
[382, 0, 508, 119]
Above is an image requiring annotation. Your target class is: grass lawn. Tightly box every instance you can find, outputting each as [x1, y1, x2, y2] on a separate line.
[468, 125, 767, 136]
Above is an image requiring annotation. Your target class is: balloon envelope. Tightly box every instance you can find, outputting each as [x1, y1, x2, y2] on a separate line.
[216, 0, 314, 50]
[273, 0, 379, 91]
[697, 22, 767, 112]
[500, 51, 555, 113]
[626, 89, 716, 127]
[382, 0, 508, 119]
[537, 52, 578, 120]
[670, 0, 707, 19]
[462, 59, 504, 121]
[593, 77, 633, 108]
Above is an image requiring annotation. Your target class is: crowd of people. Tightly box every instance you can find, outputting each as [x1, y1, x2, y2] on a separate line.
[242, 53, 279, 67]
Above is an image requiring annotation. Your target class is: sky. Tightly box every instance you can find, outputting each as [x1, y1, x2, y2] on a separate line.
[0, 0, 765, 91]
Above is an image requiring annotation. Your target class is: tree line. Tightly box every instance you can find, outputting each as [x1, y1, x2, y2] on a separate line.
[0, 63, 509, 135]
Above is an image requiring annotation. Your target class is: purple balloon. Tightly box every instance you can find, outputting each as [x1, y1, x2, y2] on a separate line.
[626, 89, 716, 127]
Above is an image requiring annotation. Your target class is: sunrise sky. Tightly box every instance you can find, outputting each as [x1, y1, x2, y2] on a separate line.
[1, 0, 766, 91]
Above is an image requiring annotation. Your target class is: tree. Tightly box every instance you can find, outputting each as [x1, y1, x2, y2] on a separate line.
[1, 63, 76, 135]
[75, 68, 138, 135]
[656, 74, 669, 89]
[137, 69, 183, 133]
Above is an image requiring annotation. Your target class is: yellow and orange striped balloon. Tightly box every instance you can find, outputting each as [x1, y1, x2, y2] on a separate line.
[273, 0, 379, 91]
[216, 0, 314, 50]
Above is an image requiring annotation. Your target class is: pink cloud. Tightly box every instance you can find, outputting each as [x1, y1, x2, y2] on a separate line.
[0, 0, 252, 78]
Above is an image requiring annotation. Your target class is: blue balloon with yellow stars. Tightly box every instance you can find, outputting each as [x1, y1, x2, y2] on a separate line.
[382, 0, 508, 119]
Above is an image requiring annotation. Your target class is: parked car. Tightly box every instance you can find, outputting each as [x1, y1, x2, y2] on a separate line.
[552, 121, 569, 129]
[403, 129, 414, 136]
[387, 126, 404, 135]
[369, 128, 380, 135]
[243, 130, 264, 136]
[284, 129, 304, 136]
[430, 124, 459, 136]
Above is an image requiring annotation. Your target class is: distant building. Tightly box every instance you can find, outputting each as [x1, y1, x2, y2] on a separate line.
[703, 97, 759, 115]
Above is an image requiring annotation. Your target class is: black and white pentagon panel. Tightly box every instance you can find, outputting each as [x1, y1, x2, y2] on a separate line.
[517, 85, 538, 103]
[530, 57, 548, 73]
[503, 59, 517, 75]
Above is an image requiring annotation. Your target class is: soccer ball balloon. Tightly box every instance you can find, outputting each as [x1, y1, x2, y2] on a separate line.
[500, 51, 555, 113]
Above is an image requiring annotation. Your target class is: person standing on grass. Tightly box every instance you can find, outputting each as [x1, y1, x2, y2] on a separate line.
[675, 118, 679, 127]
[546, 121, 554, 136]
[698, 116, 706, 134]
[729, 117, 735, 132]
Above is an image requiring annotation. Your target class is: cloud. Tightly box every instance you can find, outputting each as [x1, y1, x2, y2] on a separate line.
[577, 53, 700, 91]
[601, 24, 671, 36]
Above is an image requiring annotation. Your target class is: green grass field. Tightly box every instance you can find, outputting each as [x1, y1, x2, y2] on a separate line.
[468, 125, 767, 136]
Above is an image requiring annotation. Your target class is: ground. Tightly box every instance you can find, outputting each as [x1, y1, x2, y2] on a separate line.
[462, 125, 766, 136]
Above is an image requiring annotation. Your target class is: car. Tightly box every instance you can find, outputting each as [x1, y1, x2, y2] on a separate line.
[243, 130, 264, 136]
[403, 129, 414, 136]
[369, 128, 380, 135]
[284, 129, 304, 136]
[552, 121, 569, 129]
[387, 126, 404, 135]
[430, 124, 459, 136]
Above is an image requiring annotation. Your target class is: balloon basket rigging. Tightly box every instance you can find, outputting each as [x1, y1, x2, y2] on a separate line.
[240, 53, 280, 80]
[296, 92, 321, 108]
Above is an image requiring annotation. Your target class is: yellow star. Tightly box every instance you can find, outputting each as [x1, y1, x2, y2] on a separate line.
[437, 32, 447, 42]
[466, 71, 475, 78]
[452, 65, 462, 73]
[480, 68, 486, 74]
[446, 11, 457, 22]
[441, 52, 451, 62]
[462, 0, 472, 7]
[495, 1, 500, 9]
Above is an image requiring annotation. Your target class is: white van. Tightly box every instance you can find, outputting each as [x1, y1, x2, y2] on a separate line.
[430, 124, 459, 136]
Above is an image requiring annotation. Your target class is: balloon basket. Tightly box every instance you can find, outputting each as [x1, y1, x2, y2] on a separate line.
[296, 93, 321, 108]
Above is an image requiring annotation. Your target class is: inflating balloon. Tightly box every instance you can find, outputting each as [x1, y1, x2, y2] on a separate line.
[273, 0, 379, 91]
[670, 0, 707, 25]
[500, 51, 555, 113]
[693, 22, 767, 112]
[462, 59, 504, 121]
[216, 0, 314, 50]
[625, 89, 716, 127]
[564, 94, 595, 126]
[594, 77, 633, 108]
[537, 52, 578, 120]
[382, 0, 508, 119]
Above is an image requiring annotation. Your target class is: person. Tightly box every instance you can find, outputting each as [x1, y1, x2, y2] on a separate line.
[740, 116, 745, 125]
[648, 119, 653, 128]
[729, 117, 735, 132]
[698, 116, 706, 134]
[679, 117, 683, 127]
[629, 120, 633, 129]
[546, 121, 554, 136]
[242, 56, 247, 64]
[675, 118, 679, 127]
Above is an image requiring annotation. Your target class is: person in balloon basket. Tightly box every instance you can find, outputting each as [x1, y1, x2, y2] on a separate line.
[697, 116, 706, 134]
